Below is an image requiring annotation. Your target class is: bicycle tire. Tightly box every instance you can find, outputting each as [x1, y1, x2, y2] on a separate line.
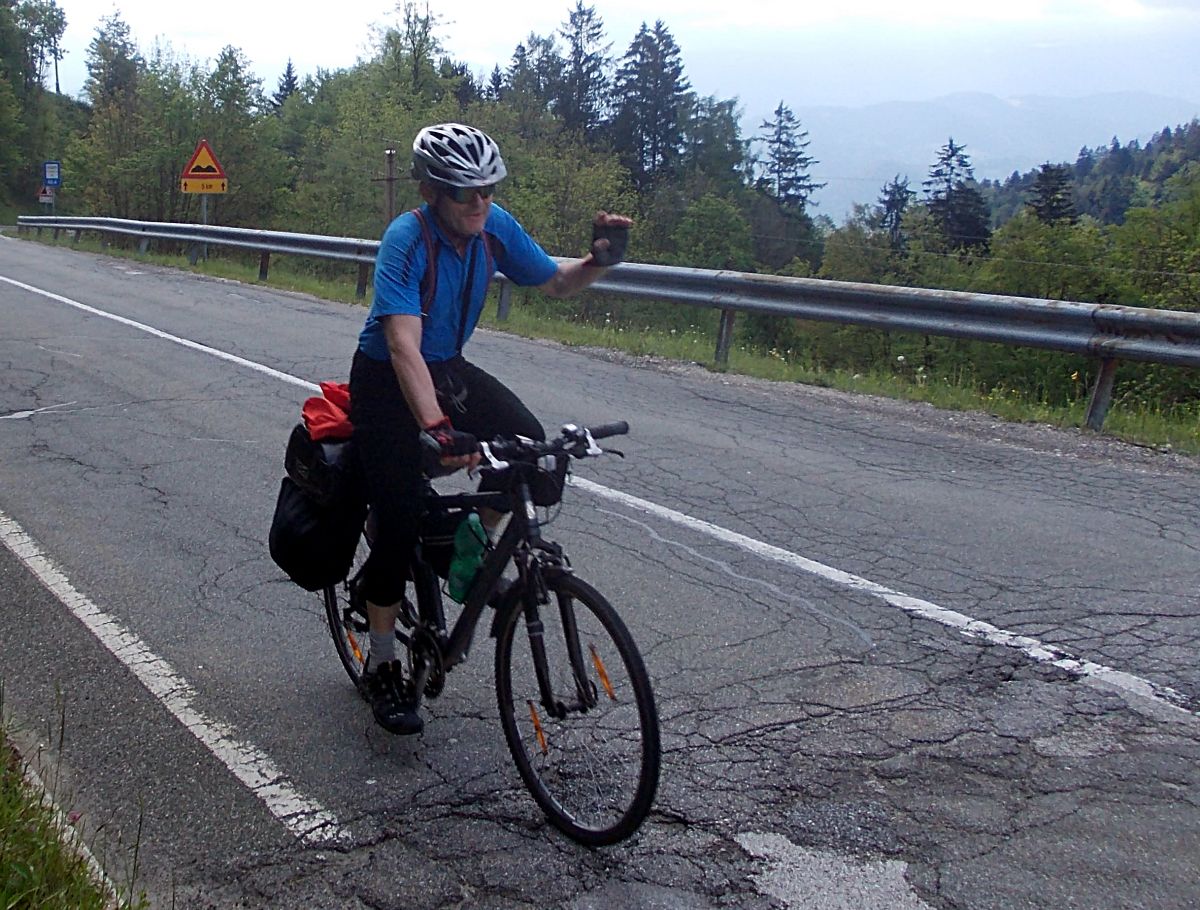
[494, 573, 660, 846]
[323, 534, 373, 687]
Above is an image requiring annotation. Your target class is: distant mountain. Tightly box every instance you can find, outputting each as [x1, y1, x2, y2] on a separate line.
[793, 91, 1200, 222]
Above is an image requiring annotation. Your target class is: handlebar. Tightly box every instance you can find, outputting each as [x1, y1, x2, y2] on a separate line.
[586, 420, 629, 440]
[479, 420, 628, 470]
[422, 420, 627, 479]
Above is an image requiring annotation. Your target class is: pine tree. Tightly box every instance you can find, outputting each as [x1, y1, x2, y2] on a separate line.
[610, 20, 690, 190]
[272, 59, 299, 110]
[1029, 162, 1077, 224]
[923, 137, 990, 251]
[555, 1, 610, 136]
[755, 100, 824, 210]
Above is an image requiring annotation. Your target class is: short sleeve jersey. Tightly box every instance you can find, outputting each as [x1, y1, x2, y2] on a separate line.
[358, 203, 558, 363]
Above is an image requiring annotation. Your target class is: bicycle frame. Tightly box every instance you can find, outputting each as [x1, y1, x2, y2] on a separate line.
[413, 475, 555, 675]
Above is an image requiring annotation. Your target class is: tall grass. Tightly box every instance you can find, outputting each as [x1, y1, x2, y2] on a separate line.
[1, 684, 146, 909]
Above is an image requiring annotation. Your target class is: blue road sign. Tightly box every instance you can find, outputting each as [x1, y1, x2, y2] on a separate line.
[43, 160, 61, 187]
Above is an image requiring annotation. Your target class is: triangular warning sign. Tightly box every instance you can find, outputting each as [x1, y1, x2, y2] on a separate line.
[183, 139, 226, 179]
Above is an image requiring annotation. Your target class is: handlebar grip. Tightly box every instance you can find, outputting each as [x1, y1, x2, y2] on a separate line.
[588, 421, 629, 440]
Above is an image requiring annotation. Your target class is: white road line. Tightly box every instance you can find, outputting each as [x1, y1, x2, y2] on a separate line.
[0, 275, 319, 393]
[574, 479, 1197, 720]
[0, 510, 346, 844]
[3, 273, 1194, 819]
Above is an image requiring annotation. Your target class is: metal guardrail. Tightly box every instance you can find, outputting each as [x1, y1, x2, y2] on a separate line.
[16, 214, 1200, 431]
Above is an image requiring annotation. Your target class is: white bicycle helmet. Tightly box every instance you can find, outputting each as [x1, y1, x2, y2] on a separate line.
[411, 123, 508, 187]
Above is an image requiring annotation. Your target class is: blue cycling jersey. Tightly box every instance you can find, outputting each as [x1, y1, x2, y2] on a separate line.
[358, 203, 558, 363]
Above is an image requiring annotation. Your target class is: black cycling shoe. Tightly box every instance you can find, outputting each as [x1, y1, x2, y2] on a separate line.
[362, 660, 423, 735]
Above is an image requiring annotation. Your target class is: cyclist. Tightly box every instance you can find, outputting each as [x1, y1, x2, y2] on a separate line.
[349, 122, 632, 735]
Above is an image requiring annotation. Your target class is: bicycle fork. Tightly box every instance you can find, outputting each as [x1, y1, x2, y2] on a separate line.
[522, 576, 601, 722]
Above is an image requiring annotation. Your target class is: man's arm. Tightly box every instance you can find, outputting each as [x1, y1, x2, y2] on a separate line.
[382, 314, 443, 428]
[382, 314, 479, 470]
[538, 212, 633, 299]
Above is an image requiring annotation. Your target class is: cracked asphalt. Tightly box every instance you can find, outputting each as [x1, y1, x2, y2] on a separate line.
[1, 236, 1197, 909]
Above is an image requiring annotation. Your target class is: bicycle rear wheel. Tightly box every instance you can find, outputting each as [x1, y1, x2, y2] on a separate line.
[494, 573, 660, 846]
[323, 534, 373, 686]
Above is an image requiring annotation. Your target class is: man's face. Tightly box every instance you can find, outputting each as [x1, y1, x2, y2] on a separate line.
[424, 184, 493, 240]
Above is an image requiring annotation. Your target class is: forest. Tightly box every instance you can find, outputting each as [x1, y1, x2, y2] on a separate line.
[3, 0, 1199, 420]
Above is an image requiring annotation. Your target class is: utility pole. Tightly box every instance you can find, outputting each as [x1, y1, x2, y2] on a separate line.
[384, 146, 396, 224]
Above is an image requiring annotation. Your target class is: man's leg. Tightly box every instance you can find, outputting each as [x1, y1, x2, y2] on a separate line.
[349, 349, 424, 734]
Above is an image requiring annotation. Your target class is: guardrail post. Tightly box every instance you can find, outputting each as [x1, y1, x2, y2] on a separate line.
[1084, 358, 1118, 431]
[187, 243, 201, 266]
[137, 238, 149, 253]
[72, 230, 81, 244]
[715, 308, 737, 366]
[259, 251, 270, 281]
[52, 227, 60, 240]
[356, 262, 370, 298]
[497, 282, 513, 322]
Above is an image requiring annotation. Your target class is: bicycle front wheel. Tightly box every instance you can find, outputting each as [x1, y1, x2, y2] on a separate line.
[495, 573, 660, 846]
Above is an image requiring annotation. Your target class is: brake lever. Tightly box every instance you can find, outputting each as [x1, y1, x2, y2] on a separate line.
[583, 429, 603, 457]
[478, 441, 509, 472]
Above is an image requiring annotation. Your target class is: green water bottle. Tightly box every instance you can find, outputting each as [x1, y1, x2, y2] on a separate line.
[447, 512, 487, 602]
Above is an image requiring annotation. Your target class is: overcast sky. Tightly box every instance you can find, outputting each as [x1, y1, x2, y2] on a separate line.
[51, 0, 1200, 125]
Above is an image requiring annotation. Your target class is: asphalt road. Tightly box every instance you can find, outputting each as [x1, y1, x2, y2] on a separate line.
[1, 235, 1197, 909]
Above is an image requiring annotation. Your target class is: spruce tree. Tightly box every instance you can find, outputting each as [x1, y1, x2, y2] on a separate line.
[611, 20, 690, 190]
[486, 65, 503, 101]
[1029, 162, 1077, 224]
[755, 100, 824, 210]
[555, 1, 610, 136]
[272, 59, 299, 110]
[877, 175, 915, 250]
[923, 137, 990, 251]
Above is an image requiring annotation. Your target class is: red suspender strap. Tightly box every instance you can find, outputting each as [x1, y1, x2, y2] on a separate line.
[411, 208, 438, 316]
[411, 208, 495, 316]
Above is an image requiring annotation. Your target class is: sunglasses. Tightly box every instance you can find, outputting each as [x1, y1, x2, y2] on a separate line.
[444, 184, 497, 203]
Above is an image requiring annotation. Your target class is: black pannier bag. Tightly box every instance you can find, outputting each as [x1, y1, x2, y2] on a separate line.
[269, 476, 367, 592]
[284, 422, 364, 507]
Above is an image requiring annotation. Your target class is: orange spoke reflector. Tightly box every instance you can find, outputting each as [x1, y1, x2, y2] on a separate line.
[589, 643, 616, 700]
[347, 631, 364, 663]
[527, 700, 548, 755]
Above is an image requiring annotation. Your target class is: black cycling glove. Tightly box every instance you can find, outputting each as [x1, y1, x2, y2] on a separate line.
[419, 417, 477, 473]
[589, 222, 629, 267]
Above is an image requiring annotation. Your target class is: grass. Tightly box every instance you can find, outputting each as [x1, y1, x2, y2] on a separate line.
[18, 229, 1200, 456]
[1, 685, 146, 909]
